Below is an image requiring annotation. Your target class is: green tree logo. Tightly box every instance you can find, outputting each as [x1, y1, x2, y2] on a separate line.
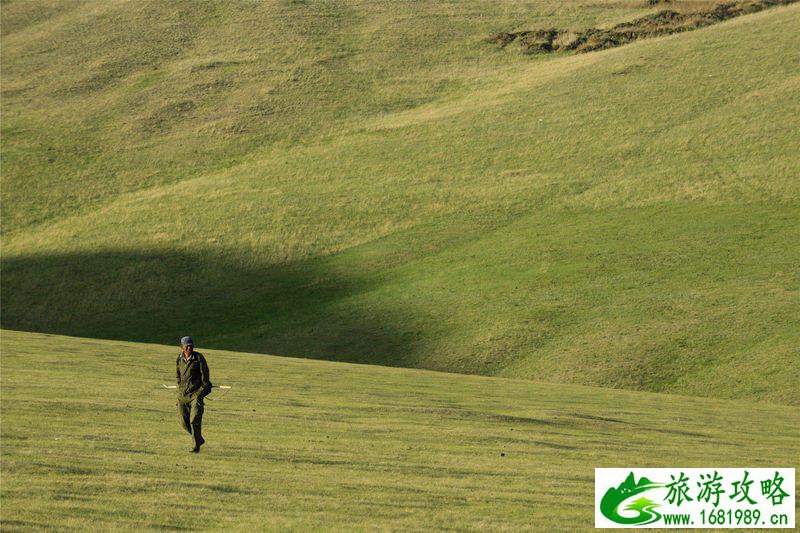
[600, 472, 664, 525]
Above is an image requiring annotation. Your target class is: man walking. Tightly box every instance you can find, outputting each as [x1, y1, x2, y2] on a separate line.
[176, 336, 212, 453]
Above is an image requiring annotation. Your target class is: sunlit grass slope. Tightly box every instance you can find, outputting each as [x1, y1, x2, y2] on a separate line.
[2, 330, 799, 530]
[2, 2, 799, 404]
[0, 0, 669, 230]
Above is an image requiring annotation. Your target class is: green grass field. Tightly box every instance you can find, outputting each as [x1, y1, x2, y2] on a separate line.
[2, 2, 799, 528]
[3, 1, 798, 404]
[2, 330, 798, 530]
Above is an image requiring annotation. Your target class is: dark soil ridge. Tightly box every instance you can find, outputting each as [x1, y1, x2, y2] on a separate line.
[489, 0, 798, 55]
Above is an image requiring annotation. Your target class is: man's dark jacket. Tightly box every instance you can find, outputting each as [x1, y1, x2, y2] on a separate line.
[176, 351, 212, 399]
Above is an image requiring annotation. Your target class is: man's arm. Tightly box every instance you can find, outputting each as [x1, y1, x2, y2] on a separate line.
[176, 356, 181, 385]
[199, 354, 212, 397]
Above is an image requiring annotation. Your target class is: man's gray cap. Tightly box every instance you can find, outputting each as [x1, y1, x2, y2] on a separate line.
[181, 336, 194, 346]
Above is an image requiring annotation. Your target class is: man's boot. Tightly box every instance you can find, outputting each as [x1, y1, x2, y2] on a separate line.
[190, 423, 205, 453]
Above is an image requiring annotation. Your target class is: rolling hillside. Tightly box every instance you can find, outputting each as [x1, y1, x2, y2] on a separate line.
[2, 1, 799, 404]
[2, 330, 798, 530]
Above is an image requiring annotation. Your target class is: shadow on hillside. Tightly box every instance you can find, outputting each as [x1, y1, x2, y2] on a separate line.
[1, 250, 421, 365]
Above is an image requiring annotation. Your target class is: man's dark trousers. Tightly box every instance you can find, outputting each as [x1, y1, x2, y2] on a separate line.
[178, 393, 205, 447]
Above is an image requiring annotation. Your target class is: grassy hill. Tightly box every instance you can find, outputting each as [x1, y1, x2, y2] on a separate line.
[2, 1, 799, 404]
[2, 330, 798, 530]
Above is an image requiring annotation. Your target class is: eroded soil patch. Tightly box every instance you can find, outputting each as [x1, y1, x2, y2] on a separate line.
[489, 0, 797, 54]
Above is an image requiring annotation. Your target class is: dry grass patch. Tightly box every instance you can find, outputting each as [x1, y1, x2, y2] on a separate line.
[490, 0, 798, 54]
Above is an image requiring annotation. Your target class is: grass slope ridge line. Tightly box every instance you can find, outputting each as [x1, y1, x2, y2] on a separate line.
[489, 0, 798, 54]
